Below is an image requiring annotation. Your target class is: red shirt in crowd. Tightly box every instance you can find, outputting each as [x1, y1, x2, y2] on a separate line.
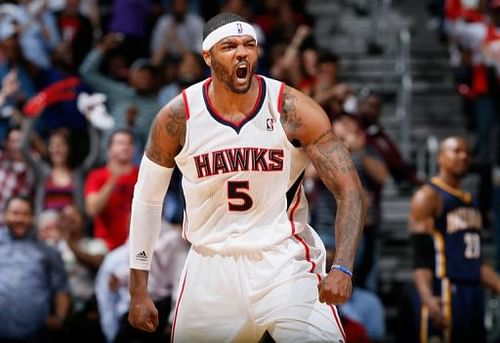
[84, 166, 139, 250]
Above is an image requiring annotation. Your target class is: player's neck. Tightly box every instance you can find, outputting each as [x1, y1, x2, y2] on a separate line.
[435, 172, 461, 190]
[208, 76, 260, 117]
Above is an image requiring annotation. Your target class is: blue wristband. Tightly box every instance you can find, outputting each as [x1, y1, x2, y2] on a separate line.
[331, 264, 353, 278]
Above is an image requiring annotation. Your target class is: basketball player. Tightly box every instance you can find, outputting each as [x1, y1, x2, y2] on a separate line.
[409, 136, 500, 343]
[127, 13, 365, 342]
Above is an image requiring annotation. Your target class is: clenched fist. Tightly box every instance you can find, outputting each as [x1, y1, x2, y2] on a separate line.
[318, 269, 352, 305]
[128, 293, 159, 332]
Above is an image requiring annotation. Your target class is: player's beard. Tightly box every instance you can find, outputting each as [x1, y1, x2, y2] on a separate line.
[211, 54, 257, 94]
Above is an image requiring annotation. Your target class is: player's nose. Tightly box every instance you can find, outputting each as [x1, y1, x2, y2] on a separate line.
[235, 44, 249, 58]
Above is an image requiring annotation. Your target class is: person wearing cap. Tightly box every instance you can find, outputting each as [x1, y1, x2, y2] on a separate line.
[127, 12, 365, 342]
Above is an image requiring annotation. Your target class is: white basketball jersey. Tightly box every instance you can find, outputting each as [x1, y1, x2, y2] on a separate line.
[175, 75, 310, 252]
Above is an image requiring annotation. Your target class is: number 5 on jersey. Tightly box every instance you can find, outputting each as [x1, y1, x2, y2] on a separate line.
[227, 181, 253, 211]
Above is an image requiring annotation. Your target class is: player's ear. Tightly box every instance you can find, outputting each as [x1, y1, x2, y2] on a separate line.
[202, 50, 212, 68]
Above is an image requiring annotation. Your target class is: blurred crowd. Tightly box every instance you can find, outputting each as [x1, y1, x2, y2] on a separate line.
[0, 0, 498, 342]
[438, 0, 500, 270]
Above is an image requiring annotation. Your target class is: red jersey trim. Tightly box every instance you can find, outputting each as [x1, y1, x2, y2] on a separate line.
[315, 268, 347, 339]
[202, 75, 266, 133]
[181, 90, 190, 120]
[294, 233, 316, 273]
[288, 184, 302, 235]
[170, 271, 188, 343]
[277, 82, 285, 113]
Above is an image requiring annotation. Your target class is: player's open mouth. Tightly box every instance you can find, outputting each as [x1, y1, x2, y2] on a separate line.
[236, 64, 248, 80]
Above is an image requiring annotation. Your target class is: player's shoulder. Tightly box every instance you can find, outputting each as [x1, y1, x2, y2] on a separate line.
[410, 183, 441, 212]
[159, 78, 209, 119]
[257, 74, 282, 87]
[157, 93, 188, 123]
[412, 183, 439, 201]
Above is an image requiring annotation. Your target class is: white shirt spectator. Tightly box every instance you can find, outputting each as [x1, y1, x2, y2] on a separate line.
[0, 2, 60, 68]
[150, 13, 204, 56]
[95, 221, 189, 342]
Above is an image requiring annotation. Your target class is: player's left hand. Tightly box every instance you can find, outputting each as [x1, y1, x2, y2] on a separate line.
[318, 269, 352, 305]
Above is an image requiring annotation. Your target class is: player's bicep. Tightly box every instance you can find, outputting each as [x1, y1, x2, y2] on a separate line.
[280, 85, 332, 145]
[146, 95, 186, 168]
[409, 187, 437, 234]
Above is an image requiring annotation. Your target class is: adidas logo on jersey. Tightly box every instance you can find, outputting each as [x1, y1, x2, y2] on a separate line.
[136, 251, 148, 260]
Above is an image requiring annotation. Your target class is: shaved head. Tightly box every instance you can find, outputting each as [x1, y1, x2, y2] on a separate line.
[438, 136, 471, 178]
[438, 136, 469, 154]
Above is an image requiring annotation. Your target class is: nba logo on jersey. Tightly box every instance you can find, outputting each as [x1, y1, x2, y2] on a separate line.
[266, 118, 275, 131]
[237, 23, 243, 33]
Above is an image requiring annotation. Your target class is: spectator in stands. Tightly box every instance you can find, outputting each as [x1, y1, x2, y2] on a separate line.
[20, 122, 99, 219]
[0, 69, 21, 143]
[357, 93, 422, 190]
[53, 0, 94, 73]
[150, 0, 204, 60]
[303, 51, 354, 119]
[36, 204, 107, 342]
[0, 195, 70, 341]
[95, 238, 130, 343]
[37, 208, 61, 245]
[269, 25, 312, 88]
[0, 127, 34, 226]
[0, 32, 41, 102]
[0, 31, 83, 135]
[447, 1, 500, 164]
[108, 0, 154, 60]
[55, 205, 108, 311]
[340, 316, 371, 343]
[253, 0, 311, 48]
[0, 0, 61, 69]
[84, 129, 138, 250]
[79, 33, 160, 158]
[158, 52, 205, 105]
[340, 286, 386, 342]
[96, 220, 189, 343]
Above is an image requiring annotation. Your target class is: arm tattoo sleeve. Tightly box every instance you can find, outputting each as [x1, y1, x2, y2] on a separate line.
[146, 97, 185, 167]
[280, 88, 303, 136]
[305, 131, 365, 270]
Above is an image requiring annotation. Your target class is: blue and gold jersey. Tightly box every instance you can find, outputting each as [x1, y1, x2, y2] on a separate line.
[429, 177, 482, 282]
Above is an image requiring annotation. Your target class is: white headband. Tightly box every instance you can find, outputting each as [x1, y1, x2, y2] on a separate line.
[202, 21, 257, 51]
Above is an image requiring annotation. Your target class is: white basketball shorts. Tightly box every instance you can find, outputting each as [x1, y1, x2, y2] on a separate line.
[170, 226, 346, 343]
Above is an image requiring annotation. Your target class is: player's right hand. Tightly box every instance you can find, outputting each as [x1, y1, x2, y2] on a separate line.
[425, 296, 448, 330]
[128, 293, 159, 332]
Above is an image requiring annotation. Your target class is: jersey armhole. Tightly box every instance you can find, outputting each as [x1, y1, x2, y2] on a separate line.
[277, 82, 285, 114]
[181, 90, 190, 120]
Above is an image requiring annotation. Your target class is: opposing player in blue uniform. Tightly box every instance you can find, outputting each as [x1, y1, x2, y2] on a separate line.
[409, 136, 500, 343]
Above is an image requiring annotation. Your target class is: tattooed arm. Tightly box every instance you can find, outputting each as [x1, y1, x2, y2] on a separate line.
[129, 96, 186, 332]
[280, 85, 365, 305]
[146, 95, 186, 167]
